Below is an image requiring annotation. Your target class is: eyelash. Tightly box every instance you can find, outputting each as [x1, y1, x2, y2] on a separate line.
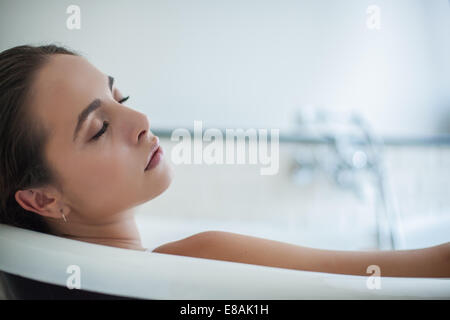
[118, 95, 130, 104]
[90, 96, 130, 141]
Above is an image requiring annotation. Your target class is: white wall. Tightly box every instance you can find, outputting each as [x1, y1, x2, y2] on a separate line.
[1, 0, 449, 137]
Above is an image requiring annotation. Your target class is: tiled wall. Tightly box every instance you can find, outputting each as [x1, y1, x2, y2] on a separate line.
[383, 144, 450, 248]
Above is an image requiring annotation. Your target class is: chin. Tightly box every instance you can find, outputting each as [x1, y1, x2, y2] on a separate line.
[146, 160, 174, 200]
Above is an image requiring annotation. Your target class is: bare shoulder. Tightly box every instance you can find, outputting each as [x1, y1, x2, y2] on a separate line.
[150, 230, 315, 272]
[150, 230, 299, 266]
[151, 230, 250, 257]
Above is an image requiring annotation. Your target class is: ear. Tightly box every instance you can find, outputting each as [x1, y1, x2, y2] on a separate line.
[14, 188, 61, 219]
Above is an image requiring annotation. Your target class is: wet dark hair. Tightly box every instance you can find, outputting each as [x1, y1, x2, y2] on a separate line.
[0, 44, 80, 233]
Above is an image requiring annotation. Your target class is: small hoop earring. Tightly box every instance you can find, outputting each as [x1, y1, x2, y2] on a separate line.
[60, 208, 67, 223]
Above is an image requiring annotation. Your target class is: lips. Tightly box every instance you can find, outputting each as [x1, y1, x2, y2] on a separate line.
[144, 137, 161, 171]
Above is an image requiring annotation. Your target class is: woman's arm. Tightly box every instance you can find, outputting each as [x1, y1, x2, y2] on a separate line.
[152, 231, 450, 278]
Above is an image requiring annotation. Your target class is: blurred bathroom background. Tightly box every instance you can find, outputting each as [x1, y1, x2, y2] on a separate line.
[0, 0, 449, 252]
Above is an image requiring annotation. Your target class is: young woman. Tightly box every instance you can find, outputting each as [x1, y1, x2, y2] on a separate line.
[0, 44, 448, 278]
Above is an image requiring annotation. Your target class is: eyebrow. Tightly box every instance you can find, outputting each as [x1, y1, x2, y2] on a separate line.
[73, 75, 114, 142]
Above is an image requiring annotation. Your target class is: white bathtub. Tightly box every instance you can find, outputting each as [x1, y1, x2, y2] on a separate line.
[0, 222, 449, 299]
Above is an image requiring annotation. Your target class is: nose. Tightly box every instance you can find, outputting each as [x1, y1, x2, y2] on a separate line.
[132, 111, 150, 145]
[138, 130, 147, 141]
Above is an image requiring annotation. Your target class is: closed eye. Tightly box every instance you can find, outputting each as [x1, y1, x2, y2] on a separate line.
[90, 96, 130, 141]
[90, 121, 109, 141]
[118, 95, 130, 104]
[90, 95, 130, 142]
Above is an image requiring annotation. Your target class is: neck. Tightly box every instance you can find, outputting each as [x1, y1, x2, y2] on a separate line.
[47, 212, 146, 252]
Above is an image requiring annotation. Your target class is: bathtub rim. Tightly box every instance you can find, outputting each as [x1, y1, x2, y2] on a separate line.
[0, 223, 449, 300]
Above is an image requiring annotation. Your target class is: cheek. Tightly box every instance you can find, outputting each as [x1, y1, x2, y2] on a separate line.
[68, 156, 138, 213]
[68, 154, 131, 193]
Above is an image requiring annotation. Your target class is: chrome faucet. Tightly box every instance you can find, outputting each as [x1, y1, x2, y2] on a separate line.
[291, 107, 404, 250]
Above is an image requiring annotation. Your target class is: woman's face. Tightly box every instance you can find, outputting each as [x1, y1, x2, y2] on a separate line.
[27, 54, 173, 224]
